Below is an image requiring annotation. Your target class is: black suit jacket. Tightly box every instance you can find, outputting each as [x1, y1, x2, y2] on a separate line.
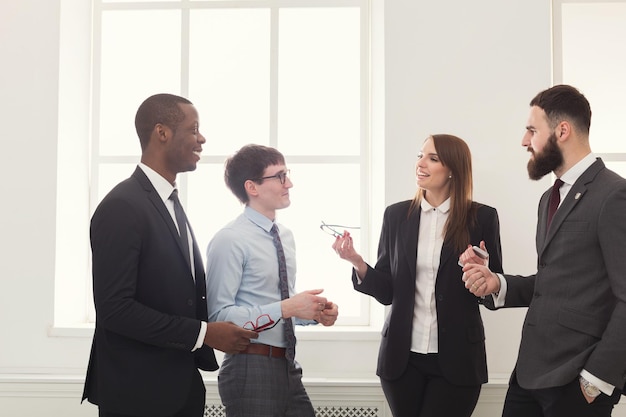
[485, 159, 626, 392]
[82, 167, 217, 416]
[354, 200, 503, 386]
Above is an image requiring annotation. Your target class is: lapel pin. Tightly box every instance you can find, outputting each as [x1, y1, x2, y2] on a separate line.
[574, 192, 581, 200]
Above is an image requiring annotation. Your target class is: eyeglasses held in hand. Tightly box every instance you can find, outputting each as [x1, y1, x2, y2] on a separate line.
[319, 220, 360, 238]
[243, 314, 281, 332]
[253, 169, 290, 185]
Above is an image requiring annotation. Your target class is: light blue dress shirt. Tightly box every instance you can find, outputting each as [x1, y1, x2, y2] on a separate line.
[205, 206, 313, 348]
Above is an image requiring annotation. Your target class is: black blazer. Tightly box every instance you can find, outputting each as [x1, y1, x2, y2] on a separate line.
[354, 200, 503, 386]
[82, 167, 217, 416]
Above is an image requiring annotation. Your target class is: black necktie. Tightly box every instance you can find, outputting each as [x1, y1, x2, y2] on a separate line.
[270, 224, 296, 361]
[547, 178, 564, 228]
[169, 189, 191, 268]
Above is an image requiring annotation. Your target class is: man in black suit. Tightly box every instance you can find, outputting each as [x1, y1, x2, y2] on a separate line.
[462, 85, 626, 417]
[82, 93, 258, 417]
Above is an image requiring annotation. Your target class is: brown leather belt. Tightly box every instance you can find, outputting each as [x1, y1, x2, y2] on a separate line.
[241, 343, 286, 358]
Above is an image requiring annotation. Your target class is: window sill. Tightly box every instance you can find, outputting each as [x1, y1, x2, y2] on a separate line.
[48, 323, 382, 341]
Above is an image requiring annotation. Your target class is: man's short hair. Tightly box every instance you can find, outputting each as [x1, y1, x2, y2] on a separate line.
[224, 144, 286, 204]
[530, 84, 591, 135]
[135, 93, 193, 150]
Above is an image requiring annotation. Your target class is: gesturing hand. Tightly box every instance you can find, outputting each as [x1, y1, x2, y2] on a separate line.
[282, 289, 328, 321]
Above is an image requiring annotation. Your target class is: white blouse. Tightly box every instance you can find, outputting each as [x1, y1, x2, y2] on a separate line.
[410, 197, 450, 354]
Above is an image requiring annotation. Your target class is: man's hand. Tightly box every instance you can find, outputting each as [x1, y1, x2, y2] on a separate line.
[461, 263, 501, 297]
[281, 289, 328, 321]
[204, 321, 258, 354]
[318, 301, 339, 326]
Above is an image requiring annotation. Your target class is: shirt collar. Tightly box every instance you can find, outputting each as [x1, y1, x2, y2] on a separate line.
[559, 153, 596, 186]
[244, 205, 276, 233]
[420, 196, 451, 214]
[138, 163, 175, 203]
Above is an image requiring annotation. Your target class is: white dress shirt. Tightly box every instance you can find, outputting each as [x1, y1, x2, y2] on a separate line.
[410, 197, 450, 354]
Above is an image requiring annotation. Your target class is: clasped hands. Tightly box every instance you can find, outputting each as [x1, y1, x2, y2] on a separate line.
[281, 289, 339, 326]
[458, 241, 501, 297]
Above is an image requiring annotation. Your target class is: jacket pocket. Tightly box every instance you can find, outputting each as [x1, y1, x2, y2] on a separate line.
[558, 307, 604, 338]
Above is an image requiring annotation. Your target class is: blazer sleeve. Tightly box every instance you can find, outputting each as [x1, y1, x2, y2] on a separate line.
[351, 204, 397, 305]
[91, 194, 202, 351]
[585, 184, 626, 386]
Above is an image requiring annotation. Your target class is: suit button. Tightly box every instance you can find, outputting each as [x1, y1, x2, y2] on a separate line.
[437, 295, 444, 301]
[534, 292, 541, 297]
[201, 296, 206, 300]
[187, 299, 193, 306]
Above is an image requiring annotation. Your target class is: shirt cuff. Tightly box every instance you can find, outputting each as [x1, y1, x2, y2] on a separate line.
[193, 321, 207, 352]
[581, 369, 615, 396]
[354, 267, 363, 285]
[491, 274, 507, 307]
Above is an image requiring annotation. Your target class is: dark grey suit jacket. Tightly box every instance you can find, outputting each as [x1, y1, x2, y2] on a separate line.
[82, 167, 218, 415]
[486, 159, 626, 392]
[354, 200, 503, 386]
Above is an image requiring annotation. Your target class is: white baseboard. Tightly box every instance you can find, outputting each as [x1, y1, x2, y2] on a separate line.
[1, 374, 625, 417]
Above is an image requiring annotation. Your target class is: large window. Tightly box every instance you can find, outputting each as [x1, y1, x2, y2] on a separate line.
[55, 0, 381, 329]
[553, 0, 626, 176]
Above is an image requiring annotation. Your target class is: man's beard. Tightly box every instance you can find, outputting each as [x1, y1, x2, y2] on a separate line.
[527, 132, 563, 180]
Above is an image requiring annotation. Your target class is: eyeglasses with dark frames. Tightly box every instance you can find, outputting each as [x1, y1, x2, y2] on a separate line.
[253, 169, 290, 185]
[243, 314, 281, 332]
[319, 220, 360, 238]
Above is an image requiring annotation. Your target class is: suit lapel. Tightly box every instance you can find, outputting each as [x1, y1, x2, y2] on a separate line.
[401, 205, 454, 281]
[540, 159, 604, 255]
[188, 221, 206, 280]
[132, 167, 195, 277]
[401, 207, 421, 282]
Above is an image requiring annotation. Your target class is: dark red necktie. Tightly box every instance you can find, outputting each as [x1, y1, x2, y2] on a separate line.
[547, 178, 564, 228]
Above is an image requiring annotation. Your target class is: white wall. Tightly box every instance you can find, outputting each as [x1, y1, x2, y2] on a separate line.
[384, 0, 552, 380]
[1, 1, 624, 416]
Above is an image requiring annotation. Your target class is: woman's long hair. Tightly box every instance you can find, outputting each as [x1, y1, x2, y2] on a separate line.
[408, 134, 476, 253]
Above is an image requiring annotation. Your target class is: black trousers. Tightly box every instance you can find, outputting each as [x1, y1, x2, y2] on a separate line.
[380, 352, 481, 417]
[98, 369, 206, 417]
[502, 371, 621, 417]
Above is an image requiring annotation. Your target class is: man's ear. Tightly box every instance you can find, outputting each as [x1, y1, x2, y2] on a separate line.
[557, 120, 571, 141]
[154, 123, 170, 143]
[244, 179, 259, 198]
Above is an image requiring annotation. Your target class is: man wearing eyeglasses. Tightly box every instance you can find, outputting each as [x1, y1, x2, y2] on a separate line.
[205, 144, 339, 417]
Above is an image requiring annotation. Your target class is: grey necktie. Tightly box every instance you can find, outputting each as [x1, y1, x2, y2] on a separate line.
[270, 224, 296, 361]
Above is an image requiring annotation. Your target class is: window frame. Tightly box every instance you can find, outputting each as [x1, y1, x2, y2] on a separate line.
[552, 0, 626, 170]
[54, 0, 385, 333]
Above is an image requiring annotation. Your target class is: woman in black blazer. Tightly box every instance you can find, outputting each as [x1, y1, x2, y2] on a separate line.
[333, 134, 503, 417]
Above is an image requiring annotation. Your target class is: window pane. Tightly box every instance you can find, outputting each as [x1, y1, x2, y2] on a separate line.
[97, 164, 137, 204]
[279, 163, 366, 323]
[605, 161, 626, 179]
[189, 9, 271, 155]
[561, 3, 626, 153]
[186, 163, 247, 261]
[99, 10, 181, 156]
[103, 0, 175, 3]
[278, 8, 361, 156]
